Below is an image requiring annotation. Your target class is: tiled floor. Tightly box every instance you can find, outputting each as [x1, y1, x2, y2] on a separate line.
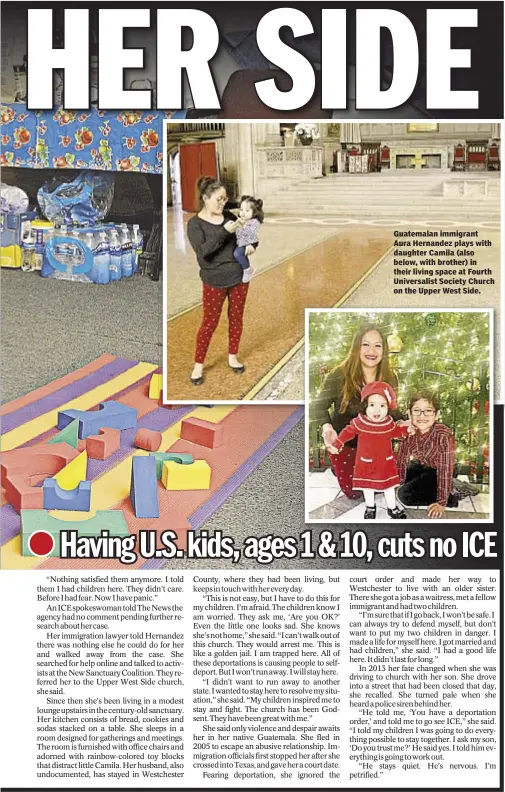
[166, 206, 501, 402]
[166, 225, 392, 401]
[166, 209, 337, 318]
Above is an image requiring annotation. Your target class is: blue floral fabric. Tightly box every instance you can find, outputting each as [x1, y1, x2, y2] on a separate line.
[1, 105, 186, 173]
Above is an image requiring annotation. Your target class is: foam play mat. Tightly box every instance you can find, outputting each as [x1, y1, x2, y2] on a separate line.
[1, 354, 303, 570]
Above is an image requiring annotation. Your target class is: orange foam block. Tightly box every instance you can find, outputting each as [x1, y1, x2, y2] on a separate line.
[180, 416, 224, 449]
[86, 428, 121, 460]
[134, 428, 162, 452]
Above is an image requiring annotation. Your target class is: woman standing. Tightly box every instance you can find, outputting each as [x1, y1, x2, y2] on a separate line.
[312, 325, 399, 499]
[186, 177, 255, 385]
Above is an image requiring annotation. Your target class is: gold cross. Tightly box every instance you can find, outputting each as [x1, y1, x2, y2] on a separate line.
[411, 154, 426, 169]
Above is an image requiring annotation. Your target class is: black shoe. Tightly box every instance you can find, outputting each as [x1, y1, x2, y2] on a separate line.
[453, 478, 480, 496]
[447, 493, 461, 508]
[229, 364, 245, 374]
[447, 479, 482, 498]
[364, 506, 376, 519]
[190, 375, 204, 386]
[387, 507, 407, 519]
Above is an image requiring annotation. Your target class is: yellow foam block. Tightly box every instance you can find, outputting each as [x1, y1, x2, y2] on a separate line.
[149, 373, 163, 400]
[162, 459, 211, 491]
[54, 450, 88, 490]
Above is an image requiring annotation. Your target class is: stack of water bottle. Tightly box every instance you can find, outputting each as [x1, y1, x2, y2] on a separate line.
[38, 222, 144, 284]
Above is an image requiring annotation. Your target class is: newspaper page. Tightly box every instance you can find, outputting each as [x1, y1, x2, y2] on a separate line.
[0, 3, 503, 792]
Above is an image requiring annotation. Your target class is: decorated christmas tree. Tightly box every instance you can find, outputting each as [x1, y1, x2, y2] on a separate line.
[308, 311, 490, 483]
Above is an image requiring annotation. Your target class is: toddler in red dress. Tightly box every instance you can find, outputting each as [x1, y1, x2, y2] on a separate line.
[328, 382, 412, 519]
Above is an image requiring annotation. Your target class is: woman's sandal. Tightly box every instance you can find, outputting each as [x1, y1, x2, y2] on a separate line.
[364, 506, 376, 519]
[229, 364, 245, 374]
[190, 374, 204, 386]
[387, 507, 407, 519]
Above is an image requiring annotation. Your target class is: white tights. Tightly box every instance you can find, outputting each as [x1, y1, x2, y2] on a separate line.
[363, 486, 397, 510]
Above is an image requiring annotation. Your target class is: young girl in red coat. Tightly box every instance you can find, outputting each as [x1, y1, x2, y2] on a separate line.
[328, 381, 412, 519]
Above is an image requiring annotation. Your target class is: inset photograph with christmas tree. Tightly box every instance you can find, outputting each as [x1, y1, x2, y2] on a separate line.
[306, 309, 492, 523]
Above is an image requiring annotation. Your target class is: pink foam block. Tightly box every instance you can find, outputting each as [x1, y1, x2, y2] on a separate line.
[134, 428, 162, 452]
[180, 417, 224, 449]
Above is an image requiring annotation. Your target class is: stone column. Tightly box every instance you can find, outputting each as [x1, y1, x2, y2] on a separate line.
[220, 124, 256, 197]
[237, 124, 255, 195]
[221, 125, 240, 185]
[264, 123, 282, 146]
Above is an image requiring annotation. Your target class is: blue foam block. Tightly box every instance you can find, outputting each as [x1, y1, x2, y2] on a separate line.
[57, 400, 138, 439]
[43, 479, 92, 511]
[130, 456, 159, 518]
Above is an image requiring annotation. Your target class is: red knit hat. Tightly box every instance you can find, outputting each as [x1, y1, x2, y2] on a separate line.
[360, 381, 397, 411]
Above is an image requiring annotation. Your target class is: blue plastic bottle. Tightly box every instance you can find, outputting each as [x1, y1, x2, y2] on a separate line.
[90, 230, 110, 284]
[132, 224, 143, 274]
[118, 224, 133, 278]
[108, 229, 122, 281]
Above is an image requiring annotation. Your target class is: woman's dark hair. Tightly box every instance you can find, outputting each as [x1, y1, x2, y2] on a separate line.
[241, 195, 264, 223]
[197, 176, 225, 206]
[408, 390, 440, 412]
[336, 325, 396, 414]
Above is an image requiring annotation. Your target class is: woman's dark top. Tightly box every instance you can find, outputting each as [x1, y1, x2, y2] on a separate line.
[187, 211, 242, 289]
[311, 368, 400, 447]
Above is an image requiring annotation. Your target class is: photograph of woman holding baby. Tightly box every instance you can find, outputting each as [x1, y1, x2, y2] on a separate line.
[186, 177, 263, 386]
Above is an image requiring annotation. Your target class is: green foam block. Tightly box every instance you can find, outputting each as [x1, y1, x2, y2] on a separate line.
[150, 452, 193, 479]
[47, 419, 80, 449]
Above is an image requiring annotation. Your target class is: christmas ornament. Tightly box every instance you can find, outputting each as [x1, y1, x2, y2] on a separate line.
[466, 377, 480, 393]
[387, 332, 403, 353]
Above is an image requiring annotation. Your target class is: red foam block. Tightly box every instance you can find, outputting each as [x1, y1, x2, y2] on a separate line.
[4, 473, 44, 513]
[180, 417, 224, 449]
[86, 428, 121, 460]
[1, 442, 80, 487]
[134, 428, 162, 452]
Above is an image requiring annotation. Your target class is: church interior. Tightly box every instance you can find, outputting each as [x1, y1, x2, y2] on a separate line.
[165, 122, 501, 402]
